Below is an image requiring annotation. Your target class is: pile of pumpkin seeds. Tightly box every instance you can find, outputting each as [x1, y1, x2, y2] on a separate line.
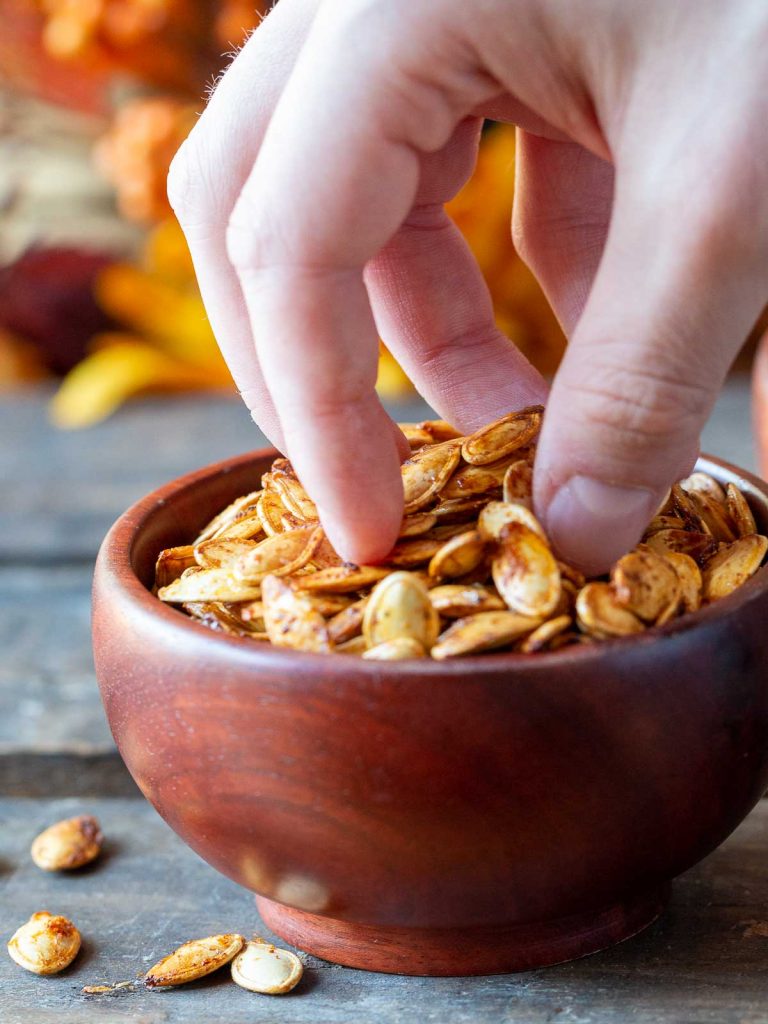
[7, 814, 302, 995]
[154, 406, 768, 658]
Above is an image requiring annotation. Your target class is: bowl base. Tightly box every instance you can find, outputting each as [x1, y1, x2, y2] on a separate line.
[256, 885, 669, 976]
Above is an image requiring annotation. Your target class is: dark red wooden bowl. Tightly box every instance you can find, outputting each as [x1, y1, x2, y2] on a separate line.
[92, 451, 768, 976]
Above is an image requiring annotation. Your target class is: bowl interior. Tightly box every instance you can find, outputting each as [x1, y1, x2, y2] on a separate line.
[125, 451, 768, 663]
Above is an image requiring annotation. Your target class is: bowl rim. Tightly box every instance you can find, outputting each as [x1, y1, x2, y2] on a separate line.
[97, 448, 768, 676]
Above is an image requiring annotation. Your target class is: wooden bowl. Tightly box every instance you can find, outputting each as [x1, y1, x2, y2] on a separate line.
[92, 451, 768, 976]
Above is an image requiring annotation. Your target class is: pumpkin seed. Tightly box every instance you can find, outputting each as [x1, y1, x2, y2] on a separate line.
[428, 529, 486, 580]
[680, 472, 726, 504]
[8, 912, 81, 975]
[725, 483, 757, 537]
[611, 549, 681, 623]
[231, 939, 303, 995]
[429, 582, 505, 617]
[155, 545, 197, 589]
[363, 572, 439, 650]
[158, 568, 262, 604]
[194, 490, 262, 544]
[519, 615, 573, 653]
[401, 439, 462, 513]
[363, 637, 427, 660]
[432, 610, 541, 659]
[576, 582, 645, 639]
[478, 500, 546, 542]
[502, 459, 533, 507]
[492, 523, 561, 618]
[145, 934, 245, 988]
[461, 406, 543, 465]
[262, 575, 333, 652]
[31, 815, 102, 871]
[702, 535, 768, 601]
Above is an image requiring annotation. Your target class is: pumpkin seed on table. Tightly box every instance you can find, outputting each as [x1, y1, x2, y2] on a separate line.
[154, 405, 768, 659]
[31, 815, 102, 871]
[145, 933, 245, 988]
[8, 912, 81, 975]
[231, 939, 303, 994]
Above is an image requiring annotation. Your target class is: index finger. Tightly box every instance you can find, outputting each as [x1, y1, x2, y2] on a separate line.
[225, 3, 500, 562]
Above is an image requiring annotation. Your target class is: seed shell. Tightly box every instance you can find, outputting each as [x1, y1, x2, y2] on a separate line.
[231, 939, 303, 995]
[702, 535, 768, 601]
[431, 610, 541, 659]
[31, 815, 103, 871]
[491, 522, 561, 618]
[145, 933, 245, 988]
[461, 406, 543, 465]
[8, 912, 81, 975]
[363, 571, 439, 650]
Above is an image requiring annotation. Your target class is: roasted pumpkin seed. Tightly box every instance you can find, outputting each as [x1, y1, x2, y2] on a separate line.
[145, 934, 245, 988]
[432, 610, 541, 659]
[154, 406, 763, 660]
[492, 522, 561, 618]
[231, 939, 303, 995]
[576, 582, 644, 639]
[8, 912, 81, 975]
[461, 406, 543, 465]
[702, 535, 768, 601]
[31, 815, 102, 871]
[262, 575, 333, 652]
[363, 572, 439, 650]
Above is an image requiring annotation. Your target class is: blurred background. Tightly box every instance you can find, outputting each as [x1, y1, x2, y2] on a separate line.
[0, 0, 575, 432]
[0, 0, 765, 446]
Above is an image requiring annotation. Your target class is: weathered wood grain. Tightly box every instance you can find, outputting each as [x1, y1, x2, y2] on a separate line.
[2, 796, 768, 1023]
[0, 567, 105, 745]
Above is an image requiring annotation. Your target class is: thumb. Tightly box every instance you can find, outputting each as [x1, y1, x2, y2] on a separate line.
[534, 164, 768, 575]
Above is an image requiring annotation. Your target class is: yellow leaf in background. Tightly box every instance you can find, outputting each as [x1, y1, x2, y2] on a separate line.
[144, 218, 196, 286]
[94, 264, 231, 378]
[50, 335, 233, 429]
[376, 347, 412, 400]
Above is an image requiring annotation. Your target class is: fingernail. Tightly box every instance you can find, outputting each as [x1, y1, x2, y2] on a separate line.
[545, 476, 660, 575]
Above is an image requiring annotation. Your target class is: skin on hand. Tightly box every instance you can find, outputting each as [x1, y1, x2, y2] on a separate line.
[168, 0, 768, 573]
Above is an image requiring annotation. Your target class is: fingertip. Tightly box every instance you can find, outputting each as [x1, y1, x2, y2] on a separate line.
[317, 487, 403, 566]
[542, 475, 661, 576]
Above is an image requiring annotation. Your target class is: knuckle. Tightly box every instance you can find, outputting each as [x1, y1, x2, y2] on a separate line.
[166, 137, 218, 229]
[563, 358, 713, 456]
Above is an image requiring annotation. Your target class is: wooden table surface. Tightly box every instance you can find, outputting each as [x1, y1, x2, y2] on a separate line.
[1, 380, 765, 1023]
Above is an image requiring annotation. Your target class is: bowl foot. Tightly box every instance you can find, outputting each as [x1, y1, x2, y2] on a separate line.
[255, 885, 669, 976]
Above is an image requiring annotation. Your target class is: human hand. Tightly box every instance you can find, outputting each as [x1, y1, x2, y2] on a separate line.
[168, 0, 768, 573]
